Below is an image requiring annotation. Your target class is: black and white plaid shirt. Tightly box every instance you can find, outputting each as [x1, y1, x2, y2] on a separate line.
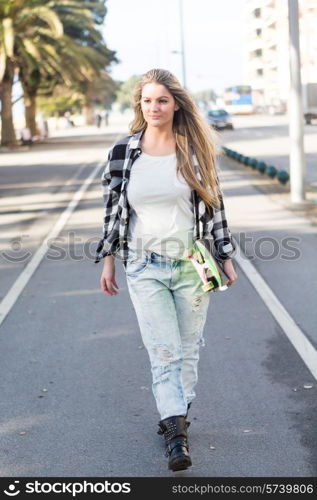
[94, 130, 235, 266]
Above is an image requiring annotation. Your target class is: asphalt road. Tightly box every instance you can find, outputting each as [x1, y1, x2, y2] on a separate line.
[0, 127, 316, 477]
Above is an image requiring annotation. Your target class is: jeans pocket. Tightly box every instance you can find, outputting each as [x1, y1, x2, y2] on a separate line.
[126, 252, 149, 277]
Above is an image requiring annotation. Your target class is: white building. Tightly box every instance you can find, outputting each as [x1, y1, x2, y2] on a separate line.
[245, 0, 317, 111]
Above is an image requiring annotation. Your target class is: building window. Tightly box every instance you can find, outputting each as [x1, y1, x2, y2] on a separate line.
[256, 28, 262, 37]
[257, 69, 264, 76]
[255, 49, 263, 57]
[254, 8, 261, 18]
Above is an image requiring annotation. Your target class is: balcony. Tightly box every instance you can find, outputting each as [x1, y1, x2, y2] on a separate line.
[248, 38, 265, 52]
[247, 12, 263, 30]
[263, 27, 277, 45]
[247, 55, 265, 70]
[264, 48, 278, 68]
[263, 6, 278, 25]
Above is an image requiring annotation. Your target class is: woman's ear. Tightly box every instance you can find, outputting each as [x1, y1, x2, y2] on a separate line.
[174, 105, 180, 111]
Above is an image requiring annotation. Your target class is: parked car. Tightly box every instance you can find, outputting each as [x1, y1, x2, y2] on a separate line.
[205, 109, 233, 130]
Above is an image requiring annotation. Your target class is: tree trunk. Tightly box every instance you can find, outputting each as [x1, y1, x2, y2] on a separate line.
[22, 82, 37, 136]
[83, 94, 94, 125]
[0, 58, 18, 148]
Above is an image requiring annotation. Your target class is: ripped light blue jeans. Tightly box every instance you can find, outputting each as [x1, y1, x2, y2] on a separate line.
[125, 247, 210, 421]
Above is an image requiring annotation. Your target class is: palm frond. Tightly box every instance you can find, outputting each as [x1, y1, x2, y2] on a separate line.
[2, 17, 14, 56]
[16, 6, 64, 38]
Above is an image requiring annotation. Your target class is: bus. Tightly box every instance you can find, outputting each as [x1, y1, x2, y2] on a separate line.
[223, 85, 253, 115]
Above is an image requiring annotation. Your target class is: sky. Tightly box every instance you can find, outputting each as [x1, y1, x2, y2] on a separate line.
[103, 0, 247, 94]
[13, 0, 247, 121]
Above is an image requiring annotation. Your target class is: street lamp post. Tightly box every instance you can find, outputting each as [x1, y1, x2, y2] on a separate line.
[288, 0, 306, 202]
[171, 0, 186, 88]
[179, 0, 186, 89]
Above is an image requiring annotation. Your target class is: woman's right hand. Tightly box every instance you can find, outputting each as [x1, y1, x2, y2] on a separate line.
[100, 256, 119, 296]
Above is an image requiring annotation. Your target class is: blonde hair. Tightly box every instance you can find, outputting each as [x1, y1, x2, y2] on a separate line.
[129, 68, 222, 209]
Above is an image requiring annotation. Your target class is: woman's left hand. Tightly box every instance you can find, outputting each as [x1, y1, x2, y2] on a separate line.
[222, 259, 238, 286]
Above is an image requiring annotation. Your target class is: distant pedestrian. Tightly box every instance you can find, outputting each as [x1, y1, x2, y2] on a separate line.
[96, 112, 102, 128]
[20, 127, 32, 146]
[95, 68, 237, 472]
[43, 119, 49, 137]
[38, 118, 49, 138]
[64, 111, 74, 127]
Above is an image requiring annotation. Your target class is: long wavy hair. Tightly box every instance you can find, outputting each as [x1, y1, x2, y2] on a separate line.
[129, 68, 222, 209]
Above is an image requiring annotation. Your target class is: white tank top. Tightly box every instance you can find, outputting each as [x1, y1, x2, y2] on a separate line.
[127, 151, 194, 259]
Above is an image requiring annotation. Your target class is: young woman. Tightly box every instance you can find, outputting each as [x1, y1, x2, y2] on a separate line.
[95, 69, 237, 472]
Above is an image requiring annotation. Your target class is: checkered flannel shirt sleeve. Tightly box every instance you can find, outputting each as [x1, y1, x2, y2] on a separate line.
[210, 193, 236, 262]
[94, 148, 119, 263]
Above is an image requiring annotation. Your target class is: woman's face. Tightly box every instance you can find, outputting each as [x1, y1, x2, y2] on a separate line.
[140, 83, 179, 129]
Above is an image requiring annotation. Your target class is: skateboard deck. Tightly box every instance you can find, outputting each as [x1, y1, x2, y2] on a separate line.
[188, 239, 229, 292]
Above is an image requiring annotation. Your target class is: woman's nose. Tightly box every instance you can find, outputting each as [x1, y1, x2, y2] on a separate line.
[150, 102, 159, 112]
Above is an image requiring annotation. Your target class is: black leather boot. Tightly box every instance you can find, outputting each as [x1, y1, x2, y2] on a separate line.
[157, 403, 191, 436]
[157, 415, 192, 471]
[157, 402, 192, 434]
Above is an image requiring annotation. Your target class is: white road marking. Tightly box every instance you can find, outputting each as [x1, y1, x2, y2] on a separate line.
[233, 238, 317, 380]
[0, 160, 105, 327]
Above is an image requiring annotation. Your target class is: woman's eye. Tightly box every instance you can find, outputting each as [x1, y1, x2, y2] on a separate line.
[143, 99, 168, 103]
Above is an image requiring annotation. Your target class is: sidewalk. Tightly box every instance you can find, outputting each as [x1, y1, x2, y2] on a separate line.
[219, 151, 317, 228]
[0, 110, 133, 155]
[223, 114, 317, 188]
[48, 110, 133, 140]
[219, 153, 317, 352]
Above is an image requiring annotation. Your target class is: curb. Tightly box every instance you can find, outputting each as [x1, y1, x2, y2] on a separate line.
[222, 146, 290, 185]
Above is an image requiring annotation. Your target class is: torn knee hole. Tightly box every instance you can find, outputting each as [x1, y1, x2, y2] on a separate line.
[192, 295, 202, 311]
[153, 345, 177, 362]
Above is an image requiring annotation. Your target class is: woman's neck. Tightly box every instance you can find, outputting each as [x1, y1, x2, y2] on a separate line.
[141, 126, 176, 155]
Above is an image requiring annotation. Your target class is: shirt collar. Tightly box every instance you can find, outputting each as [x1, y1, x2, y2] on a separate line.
[128, 130, 145, 150]
[128, 130, 197, 171]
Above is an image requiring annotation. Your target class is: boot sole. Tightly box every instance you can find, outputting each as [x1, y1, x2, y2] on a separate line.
[169, 456, 192, 472]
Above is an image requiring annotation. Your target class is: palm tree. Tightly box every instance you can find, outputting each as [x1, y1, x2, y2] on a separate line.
[44, 0, 117, 125]
[1, 0, 117, 145]
[0, 0, 63, 146]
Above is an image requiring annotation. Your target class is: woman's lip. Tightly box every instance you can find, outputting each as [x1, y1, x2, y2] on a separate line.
[150, 115, 160, 118]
